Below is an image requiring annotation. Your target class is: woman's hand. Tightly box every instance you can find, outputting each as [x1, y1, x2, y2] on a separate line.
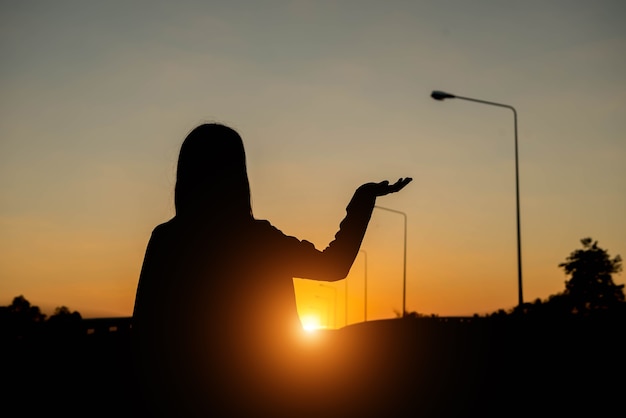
[358, 177, 413, 197]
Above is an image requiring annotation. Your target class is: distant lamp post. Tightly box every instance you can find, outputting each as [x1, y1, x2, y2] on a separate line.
[430, 89, 524, 308]
[314, 295, 331, 328]
[319, 283, 337, 328]
[374, 206, 408, 317]
[358, 249, 368, 322]
[345, 268, 349, 326]
[344, 250, 367, 326]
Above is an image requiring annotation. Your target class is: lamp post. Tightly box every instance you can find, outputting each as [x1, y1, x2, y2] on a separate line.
[314, 295, 331, 328]
[358, 249, 368, 322]
[431, 90, 524, 308]
[345, 249, 367, 326]
[374, 206, 408, 317]
[319, 283, 337, 328]
[345, 268, 349, 326]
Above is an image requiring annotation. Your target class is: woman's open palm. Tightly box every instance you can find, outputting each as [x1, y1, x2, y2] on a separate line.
[359, 177, 413, 197]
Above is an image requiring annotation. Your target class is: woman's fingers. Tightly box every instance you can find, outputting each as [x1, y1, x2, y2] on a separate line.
[386, 177, 412, 194]
[396, 177, 412, 190]
[373, 177, 412, 196]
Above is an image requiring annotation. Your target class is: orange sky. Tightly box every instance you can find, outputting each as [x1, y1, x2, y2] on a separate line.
[1, 1, 625, 323]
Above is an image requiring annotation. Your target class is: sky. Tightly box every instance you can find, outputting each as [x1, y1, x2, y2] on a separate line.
[1, 0, 625, 323]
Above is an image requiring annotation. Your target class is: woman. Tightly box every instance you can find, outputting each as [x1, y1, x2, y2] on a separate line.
[132, 123, 411, 416]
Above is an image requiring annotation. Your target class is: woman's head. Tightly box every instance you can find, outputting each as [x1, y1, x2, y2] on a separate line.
[175, 123, 252, 219]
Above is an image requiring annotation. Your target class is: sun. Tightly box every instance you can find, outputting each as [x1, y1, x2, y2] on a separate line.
[300, 314, 324, 333]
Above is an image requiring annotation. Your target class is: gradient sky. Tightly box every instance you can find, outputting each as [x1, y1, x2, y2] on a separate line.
[2, 0, 625, 322]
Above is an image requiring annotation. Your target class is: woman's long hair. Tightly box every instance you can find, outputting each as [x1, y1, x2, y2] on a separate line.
[174, 123, 252, 220]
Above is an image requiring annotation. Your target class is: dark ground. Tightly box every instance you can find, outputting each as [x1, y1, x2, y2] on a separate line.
[4, 316, 624, 417]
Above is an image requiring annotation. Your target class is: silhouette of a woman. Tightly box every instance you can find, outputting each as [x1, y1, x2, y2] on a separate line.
[132, 123, 411, 416]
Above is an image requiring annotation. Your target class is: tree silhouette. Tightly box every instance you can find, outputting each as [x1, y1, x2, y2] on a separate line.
[7, 295, 47, 321]
[559, 238, 624, 315]
[47, 306, 83, 338]
[1, 295, 47, 340]
[49, 306, 82, 320]
[1, 296, 86, 340]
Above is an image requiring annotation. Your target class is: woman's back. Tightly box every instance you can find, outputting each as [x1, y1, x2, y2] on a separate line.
[132, 216, 316, 415]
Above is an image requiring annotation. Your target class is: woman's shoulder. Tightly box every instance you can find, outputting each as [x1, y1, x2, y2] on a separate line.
[252, 219, 316, 249]
[148, 217, 179, 239]
[252, 219, 280, 233]
[251, 219, 296, 241]
[153, 218, 175, 231]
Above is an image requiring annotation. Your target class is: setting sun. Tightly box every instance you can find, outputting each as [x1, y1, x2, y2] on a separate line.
[300, 314, 324, 333]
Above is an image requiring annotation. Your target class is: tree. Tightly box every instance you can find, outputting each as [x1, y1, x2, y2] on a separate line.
[7, 295, 47, 322]
[559, 238, 624, 315]
[1, 295, 47, 339]
[47, 306, 83, 338]
[47, 305, 82, 326]
[49, 306, 82, 319]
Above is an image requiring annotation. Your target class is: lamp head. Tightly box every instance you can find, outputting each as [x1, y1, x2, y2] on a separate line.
[431, 90, 456, 101]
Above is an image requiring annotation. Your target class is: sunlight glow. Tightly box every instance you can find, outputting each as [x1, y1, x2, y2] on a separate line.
[301, 314, 325, 333]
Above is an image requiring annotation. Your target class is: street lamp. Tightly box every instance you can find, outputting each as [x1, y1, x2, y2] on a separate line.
[431, 90, 524, 308]
[345, 249, 367, 326]
[374, 206, 408, 317]
[345, 268, 349, 326]
[314, 295, 331, 328]
[359, 249, 368, 322]
[319, 283, 337, 328]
